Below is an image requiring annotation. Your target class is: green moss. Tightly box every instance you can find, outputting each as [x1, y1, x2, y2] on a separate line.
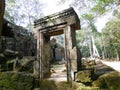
[11, 73, 19, 81]
[92, 71, 120, 90]
[0, 72, 38, 90]
[75, 70, 95, 83]
[59, 81, 71, 88]
[0, 79, 11, 87]
[25, 75, 34, 82]
[0, 72, 13, 80]
[76, 86, 99, 90]
[40, 79, 57, 90]
[0, 54, 16, 72]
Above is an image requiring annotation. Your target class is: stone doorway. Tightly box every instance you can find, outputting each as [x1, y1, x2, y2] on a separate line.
[50, 35, 65, 62]
[34, 7, 81, 84]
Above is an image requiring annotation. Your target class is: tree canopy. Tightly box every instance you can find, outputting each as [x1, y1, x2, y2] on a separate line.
[5, 0, 44, 30]
[102, 20, 120, 60]
[2, 0, 120, 60]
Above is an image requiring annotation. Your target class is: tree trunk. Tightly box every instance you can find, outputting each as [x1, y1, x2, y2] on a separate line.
[0, 0, 5, 51]
[115, 48, 119, 61]
[91, 36, 100, 57]
[101, 34, 107, 60]
[102, 45, 107, 59]
[90, 36, 100, 58]
[89, 36, 93, 58]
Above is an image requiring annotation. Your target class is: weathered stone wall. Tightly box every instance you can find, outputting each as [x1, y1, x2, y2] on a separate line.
[50, 38, 64, 61]
[55, 48, 64, 60]
[0, 20, 36, 73]
[0, 20, 36, 57]
[0, 0, 5, 51]
[12, 26, 36, 57]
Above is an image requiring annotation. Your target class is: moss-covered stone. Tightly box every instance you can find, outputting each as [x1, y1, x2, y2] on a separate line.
[82, 60, 96, 69]
[75, 70, 95, 83]
[40, 79, 57, 90]
[0, 53, 16, 72]
[92, 71, 120, 90]
[0, 72, 39, 90]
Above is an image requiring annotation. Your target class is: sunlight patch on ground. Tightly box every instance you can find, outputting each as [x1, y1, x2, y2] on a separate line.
[48, 64, 67, 82]
[101, 61, 120, 72]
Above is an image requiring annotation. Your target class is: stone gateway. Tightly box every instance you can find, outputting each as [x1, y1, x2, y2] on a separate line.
[34, 7, 81, 83]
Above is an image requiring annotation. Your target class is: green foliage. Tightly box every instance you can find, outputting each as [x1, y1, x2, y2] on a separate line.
[5, 0, 44, 30]
[113, 10, 120, 19]
[75, 70, 94, 83]
[81, 13, 101, 35]
[76, 30, 90, 57]
[61, 0, 66, 3]
[92, 0, 114, 15]
[76, 28, 101, 57]
[5, 0, 19, 24]
[0, 72, 38, 90]
[82, 14, 94, 21]
[102, 19, 120, 59]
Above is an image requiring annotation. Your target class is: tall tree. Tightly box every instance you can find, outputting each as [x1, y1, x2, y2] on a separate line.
[5, 0, 44, 30]
[102, 19, 120, 60]
[0, 0, 5, 35]
[18, 0, 44, 29]
[0, 0, 5, 50]
[76, 30, 91, 57]
[81, 13, 101, 58]
[92, 0, 114, 16]
[5, 0, 25, 24]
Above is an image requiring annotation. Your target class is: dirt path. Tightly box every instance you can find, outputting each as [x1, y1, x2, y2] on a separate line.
[48, 60, 120, 82]
[101, 60, 120, 72]
[44, 60, 120, 90]
[48, 64, 67, 82]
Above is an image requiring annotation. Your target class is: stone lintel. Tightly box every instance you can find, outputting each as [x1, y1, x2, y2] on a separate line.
[34, 7, 80, 32]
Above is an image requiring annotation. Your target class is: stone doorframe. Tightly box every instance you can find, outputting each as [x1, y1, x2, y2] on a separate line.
[34, 7, 81, 83]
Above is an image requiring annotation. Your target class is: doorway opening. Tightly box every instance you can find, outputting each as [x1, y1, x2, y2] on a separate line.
[49, 34, 67, 81]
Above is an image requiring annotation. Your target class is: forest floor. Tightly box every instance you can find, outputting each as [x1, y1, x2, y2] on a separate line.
[49, 60, 120, 82]
[48, 63, 67, 82]
[45, 59, 120, 90]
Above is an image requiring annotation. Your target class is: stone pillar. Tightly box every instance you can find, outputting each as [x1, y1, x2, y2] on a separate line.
[34, 31, 41, 79]
[64, 25, 73, 84]
[42, 34, 51, 78]
[36, 31, 52, 79]
[64, 25, 81, 82]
